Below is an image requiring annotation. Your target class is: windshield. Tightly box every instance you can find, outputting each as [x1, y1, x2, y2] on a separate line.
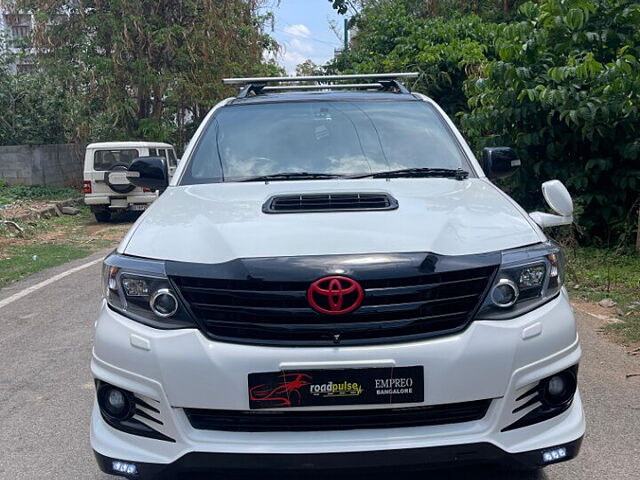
[181, 100, 471, 184]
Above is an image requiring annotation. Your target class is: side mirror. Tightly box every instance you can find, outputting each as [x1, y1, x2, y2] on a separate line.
[127, 157, 169, 191]
[481, 147, 521, 179]
[529, 180, 573, 228]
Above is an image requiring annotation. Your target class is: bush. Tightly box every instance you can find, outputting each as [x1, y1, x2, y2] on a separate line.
[461, 0, 640, 244]
[0, 184, 79, 205]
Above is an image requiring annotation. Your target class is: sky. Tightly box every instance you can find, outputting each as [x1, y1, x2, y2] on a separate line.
[266, 0, 346, 74]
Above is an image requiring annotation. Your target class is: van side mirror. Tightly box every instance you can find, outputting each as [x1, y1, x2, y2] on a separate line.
[127, 157, 169, 191]
[481, 147, 521, 179]
[529, 180, 573, 228]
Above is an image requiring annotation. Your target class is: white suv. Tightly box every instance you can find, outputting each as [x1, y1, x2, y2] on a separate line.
[83, 141, 178, 222]
[91, 74, 584, 478]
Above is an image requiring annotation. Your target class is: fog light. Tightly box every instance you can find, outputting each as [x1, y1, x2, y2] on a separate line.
[97, 384, 134, 421]
[541, 370, 576, 407]
[150, 288, 178, 317]
[108, 389, 126, 412]
[542, 447, 567, 463]
[547, 375, 565, 396]
[490, 278, 519, 308]
[112, 461, 138, 475]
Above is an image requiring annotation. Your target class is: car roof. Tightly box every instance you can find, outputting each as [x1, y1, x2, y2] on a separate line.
[228, 90, 419, 105]
[87, 141, 174, 149]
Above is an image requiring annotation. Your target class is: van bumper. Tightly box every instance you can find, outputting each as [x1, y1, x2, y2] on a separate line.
[84, 194, 157, 208]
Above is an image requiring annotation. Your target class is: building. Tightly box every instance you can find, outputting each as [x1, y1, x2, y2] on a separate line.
[0, 7, 36, 74]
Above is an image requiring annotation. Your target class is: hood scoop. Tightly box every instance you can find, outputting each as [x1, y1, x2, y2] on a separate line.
[263, 192, 398, 214]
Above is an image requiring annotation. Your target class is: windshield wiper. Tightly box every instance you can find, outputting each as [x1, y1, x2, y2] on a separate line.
[351, 167, 469, 180]
[239, 172, 346, 182]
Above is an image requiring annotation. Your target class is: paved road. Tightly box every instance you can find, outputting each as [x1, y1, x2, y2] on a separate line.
[0, 252, 638, 480]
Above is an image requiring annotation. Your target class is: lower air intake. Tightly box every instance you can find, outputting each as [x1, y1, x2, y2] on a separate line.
[184, 400, 491, 432]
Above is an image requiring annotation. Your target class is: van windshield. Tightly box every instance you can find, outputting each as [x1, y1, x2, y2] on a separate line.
[181, 100, 471, 184]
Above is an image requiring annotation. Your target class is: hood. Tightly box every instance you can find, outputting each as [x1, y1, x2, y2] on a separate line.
[120, 178, 544, 263]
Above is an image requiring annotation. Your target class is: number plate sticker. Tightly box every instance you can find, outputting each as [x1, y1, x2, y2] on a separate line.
[248, 366, 424, 409]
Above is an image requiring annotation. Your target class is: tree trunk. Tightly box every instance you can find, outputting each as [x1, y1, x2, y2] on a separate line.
[152, 85, 164, 121]
[636, 205, 640, 251]
[424, 0, 438, 17]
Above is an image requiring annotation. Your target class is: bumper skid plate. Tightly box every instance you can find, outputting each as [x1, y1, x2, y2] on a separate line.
[95, 436, 582, 478]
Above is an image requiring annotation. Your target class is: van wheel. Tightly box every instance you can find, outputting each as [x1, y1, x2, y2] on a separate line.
[94, 210, 112, 223]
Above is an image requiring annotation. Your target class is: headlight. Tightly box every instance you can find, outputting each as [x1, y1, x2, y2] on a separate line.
[476, 242, 564, 319]
[102, 253, 194, 328]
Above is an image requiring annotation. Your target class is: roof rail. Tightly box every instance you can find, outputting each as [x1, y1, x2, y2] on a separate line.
[222, 72, 419, 85]
[225, 73, 419, 98]
[263, 83, 383, 92]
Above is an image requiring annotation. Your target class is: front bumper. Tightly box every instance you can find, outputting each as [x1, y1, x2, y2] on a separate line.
[95, 437, 583, 478]
[91, 290, 585, 475]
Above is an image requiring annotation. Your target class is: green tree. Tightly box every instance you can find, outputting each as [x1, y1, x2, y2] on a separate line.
[0, 53, 67, 145]
[328, 0, 526, 22]
[20, 0, 277, 147]
[328, 0, 363, 16]
[461, 0, 640, 244]
[296, 59, 324, 76]
[328, 1, 497, 116]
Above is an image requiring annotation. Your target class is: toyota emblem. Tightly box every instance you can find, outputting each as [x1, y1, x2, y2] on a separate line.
[307, 276, 364, 315]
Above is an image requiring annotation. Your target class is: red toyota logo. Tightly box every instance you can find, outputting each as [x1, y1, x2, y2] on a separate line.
[307, 276, 364, 315]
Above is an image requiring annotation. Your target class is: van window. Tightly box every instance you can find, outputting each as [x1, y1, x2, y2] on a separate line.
[167, 149, 177, 167]
[148, 148, 176, 167]
[94, 149, 140, 171]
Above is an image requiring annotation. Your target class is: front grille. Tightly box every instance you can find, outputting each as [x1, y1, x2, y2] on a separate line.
[184, 400, 492, 432]
[170, 255, 497, 346]
[263, 193, 398, 213]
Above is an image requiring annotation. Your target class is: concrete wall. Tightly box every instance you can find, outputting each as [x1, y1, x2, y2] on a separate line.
[0, 144, 83, 187]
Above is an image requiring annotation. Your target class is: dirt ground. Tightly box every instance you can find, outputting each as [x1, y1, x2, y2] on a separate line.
[572, 300, 640, 354]
[0, 202, 134, 255]
[0, 201, 137, 286]
[0, 199, 77, 219]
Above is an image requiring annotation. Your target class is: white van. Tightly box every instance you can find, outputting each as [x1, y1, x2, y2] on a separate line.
[83, 141, 178, 222]
[91, 74, 583, 478]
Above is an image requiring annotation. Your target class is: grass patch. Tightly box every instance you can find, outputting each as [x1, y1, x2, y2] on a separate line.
[0, 204, 92, 238]
[0, 205, 130, 288]
[566, 247, 640, 343]
[0, 243, 93, 288]
[0, 183, 80, 206]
